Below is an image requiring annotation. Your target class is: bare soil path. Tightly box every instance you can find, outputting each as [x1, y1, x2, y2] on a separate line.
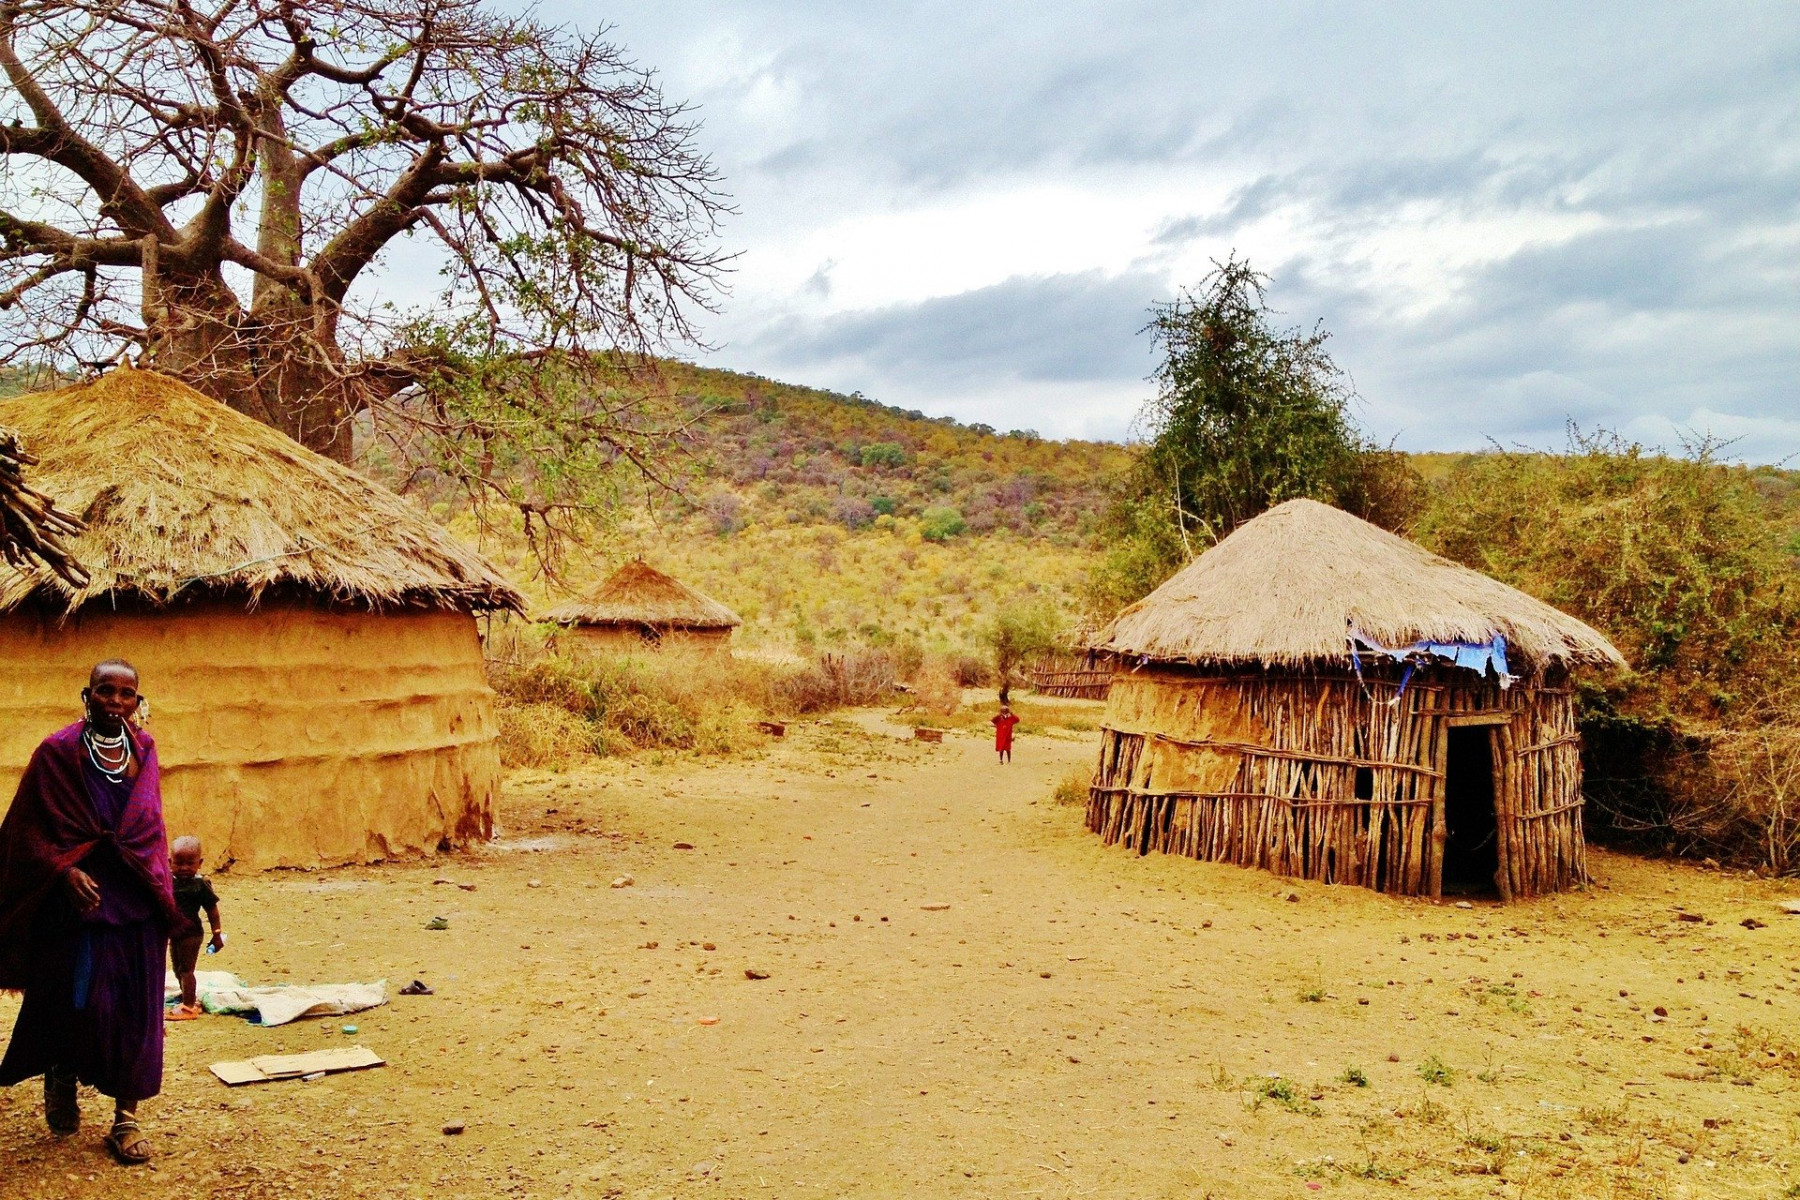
[4, 713, 1799, 1199]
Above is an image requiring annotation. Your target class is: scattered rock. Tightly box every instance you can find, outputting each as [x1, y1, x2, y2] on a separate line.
[1653, 1005, 1668, 1017]
[442, 1121, 465, 1136]
[692, 1161, 715, 1176]
[527, 880, 542, 889]
[703, 942, 717, 951]
[457, 883, 476, 892]
[1286, 892, 1300, 903]
[673, 842, 695, 851]
[1454, 901, 1473, 909]
[921, 903, 951, 912]
[1741, 917, 1767, 930]
[424, 916, 449, 931]
[745, 969, 770, 981]
[610, 875, 634, 889]
[1676, 912, 1705, 922]
[641, 941, 659, 950]
[696, 1017, 720, 1026]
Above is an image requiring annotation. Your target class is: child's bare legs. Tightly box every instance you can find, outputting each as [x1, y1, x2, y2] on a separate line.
[170, 932, 202, 1011]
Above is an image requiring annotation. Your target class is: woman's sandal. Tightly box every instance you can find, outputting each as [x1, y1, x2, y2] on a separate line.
[166, 1003, 201, 1021]
[43, 1067, 78, 1135]
[106, 1117, 152, 1166]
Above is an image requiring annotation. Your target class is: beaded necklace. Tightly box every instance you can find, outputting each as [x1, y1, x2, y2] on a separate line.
[83, 721, 132, 783]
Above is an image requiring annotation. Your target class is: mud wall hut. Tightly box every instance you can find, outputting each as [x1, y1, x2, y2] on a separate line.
[0, 368, 523, 871]
[543, 560, 740, 653]
[1084, 499, 1624, 900]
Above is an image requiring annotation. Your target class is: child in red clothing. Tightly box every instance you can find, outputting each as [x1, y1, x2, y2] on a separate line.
[991, 703, 1020, 764]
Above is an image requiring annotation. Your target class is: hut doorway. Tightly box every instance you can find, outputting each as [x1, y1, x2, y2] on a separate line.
[1442, 727, 1501, 893]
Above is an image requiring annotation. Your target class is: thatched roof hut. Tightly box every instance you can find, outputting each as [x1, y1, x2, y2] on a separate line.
[0, 367, 524, 870]
[1084, 499, 1624, 900]
[543, 559, 740, 651]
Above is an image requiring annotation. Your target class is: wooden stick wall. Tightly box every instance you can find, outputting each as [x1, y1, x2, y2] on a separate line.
[1084, 666, 1586, 899]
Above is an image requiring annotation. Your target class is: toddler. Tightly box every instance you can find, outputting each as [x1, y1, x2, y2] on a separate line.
[167, 835, 223, 1019]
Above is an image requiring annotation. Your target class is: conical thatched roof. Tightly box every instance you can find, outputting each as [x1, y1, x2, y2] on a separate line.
[1090, 499, 1624, 673]
[0, 367, 523, 614]
[542, 559, 740, 630]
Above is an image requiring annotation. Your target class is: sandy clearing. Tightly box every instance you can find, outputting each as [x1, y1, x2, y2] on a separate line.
[3, 712, 1799, 1199]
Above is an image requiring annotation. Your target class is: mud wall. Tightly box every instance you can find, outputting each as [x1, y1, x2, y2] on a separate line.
[0, 602, 499, 870]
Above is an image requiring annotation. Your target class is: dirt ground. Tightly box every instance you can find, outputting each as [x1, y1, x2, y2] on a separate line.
[4, 709, 1800, 1199]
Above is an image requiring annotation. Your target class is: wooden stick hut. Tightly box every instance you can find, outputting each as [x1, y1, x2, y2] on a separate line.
[1083, 499, 1624, 900]
[0, 368, 524, 870]
[543, 559, 740, 653]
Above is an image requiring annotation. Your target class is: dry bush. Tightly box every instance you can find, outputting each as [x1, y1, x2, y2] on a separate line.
[774, 650, 897, 714]
[909, 656, 963, 716]
[1052, 766, 1091, 806]
[490, 648, 780, 762]
[952, 654, 993, 688]
[496, 701, 599, 770]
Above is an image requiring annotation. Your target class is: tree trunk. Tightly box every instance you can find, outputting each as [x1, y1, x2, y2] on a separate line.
[144, 270, 357, 463]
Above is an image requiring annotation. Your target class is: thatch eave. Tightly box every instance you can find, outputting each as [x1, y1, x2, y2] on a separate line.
[1090, 499, 1625, 676]
[0, 367, 525, 618]
[541, 559, 740, 631]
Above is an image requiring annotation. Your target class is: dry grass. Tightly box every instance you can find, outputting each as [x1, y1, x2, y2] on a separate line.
[913, 694, 1102, 736]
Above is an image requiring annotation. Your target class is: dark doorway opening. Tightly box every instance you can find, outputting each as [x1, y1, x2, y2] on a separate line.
[1442, 727, 1500, 893]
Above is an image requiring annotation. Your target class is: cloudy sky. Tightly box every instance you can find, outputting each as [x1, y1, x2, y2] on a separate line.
[544, 2, 1800, 457]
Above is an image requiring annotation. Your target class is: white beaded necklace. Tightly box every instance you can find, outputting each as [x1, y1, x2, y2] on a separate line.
[83, 722, 132, 782]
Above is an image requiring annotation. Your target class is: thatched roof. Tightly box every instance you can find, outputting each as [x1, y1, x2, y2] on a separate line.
[542, 559, 740, 630]
[1090, 499, 1624, 673]
[0, 367, 523, 615]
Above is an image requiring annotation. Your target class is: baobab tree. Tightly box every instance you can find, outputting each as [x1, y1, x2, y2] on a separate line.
[0, 0, 727, 496]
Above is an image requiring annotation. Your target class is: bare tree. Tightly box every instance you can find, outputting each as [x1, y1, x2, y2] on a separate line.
[0, 0, 727, 468]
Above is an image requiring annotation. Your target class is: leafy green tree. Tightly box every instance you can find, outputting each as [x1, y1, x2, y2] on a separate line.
[984, 599, 1062, 703]
[1089, 256, 1418, 611]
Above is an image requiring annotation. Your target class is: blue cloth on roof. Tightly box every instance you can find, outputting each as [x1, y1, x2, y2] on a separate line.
[1349, 628, 1513, 686]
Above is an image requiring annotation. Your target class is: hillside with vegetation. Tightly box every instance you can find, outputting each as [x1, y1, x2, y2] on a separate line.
[450, 361, 1132, 658]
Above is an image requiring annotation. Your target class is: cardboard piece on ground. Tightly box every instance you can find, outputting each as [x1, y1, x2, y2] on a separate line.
[210, 1045, 384, 1086]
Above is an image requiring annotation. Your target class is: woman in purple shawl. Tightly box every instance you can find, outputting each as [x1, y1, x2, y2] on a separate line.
[0, 660, 177, 1166]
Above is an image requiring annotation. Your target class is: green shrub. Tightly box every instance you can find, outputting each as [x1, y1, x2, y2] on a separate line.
[919, 506, 967, 541]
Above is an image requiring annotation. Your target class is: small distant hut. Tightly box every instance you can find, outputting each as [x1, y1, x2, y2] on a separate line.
[543, 559, 740, 653]
[0, 368, 524, 871]
[1084, 499, 1624, 900]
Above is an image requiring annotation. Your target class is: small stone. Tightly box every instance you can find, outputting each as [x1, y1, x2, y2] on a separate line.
[1678, 1153, 1690, 1164]
[673, 842, 695, 850]
[1653, 1005, 1668, 1017]
[1676, 911, 1704, 922]
[457, 883, 476, 892]
[527, 880, 542, 889]
[1286, 892, 1300, 903]
[921, 903, 951, 911]
[424, 916, 449, 931]
[1454, 901, 1473, 909]
[1039, 972, 1052, 979]
[702, 942, 716, 951]
[692, 1161, 715, 1176]
[610, 875, 634, 889]
[442, 1121, 465, 1136]
[1741, 917, 1766, 930]
[745, 969, 770, 980]
[1387, 1054, 1400, 1063]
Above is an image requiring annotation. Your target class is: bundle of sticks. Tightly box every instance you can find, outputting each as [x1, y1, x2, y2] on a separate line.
[0, 425, 89, 587]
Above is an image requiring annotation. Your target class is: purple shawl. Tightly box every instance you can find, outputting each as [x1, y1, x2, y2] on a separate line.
[0, 723, 177, 989]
